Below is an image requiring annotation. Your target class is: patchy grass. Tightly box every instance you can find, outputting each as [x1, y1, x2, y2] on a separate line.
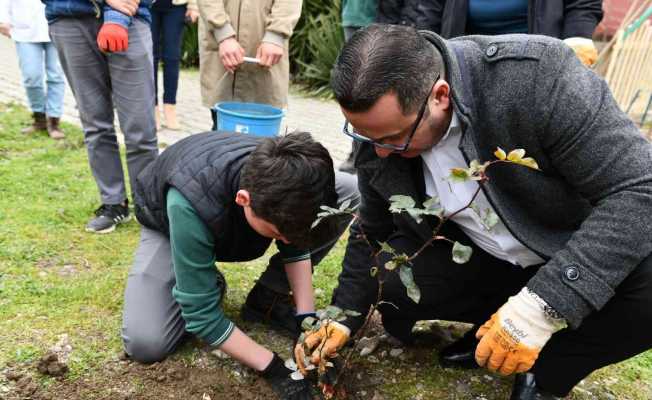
[0, 103, 650, 399]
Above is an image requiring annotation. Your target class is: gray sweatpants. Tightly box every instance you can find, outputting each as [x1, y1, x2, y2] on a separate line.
[122, 171, 360, 362]
[49, 17, 158, 205]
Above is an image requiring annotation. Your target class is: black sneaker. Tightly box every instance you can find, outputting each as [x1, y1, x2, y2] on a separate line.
[85, 202, 131, 234]
[241, 283, 298, 335]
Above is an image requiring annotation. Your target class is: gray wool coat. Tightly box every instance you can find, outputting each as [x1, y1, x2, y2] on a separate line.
[332, 31, 652, 332]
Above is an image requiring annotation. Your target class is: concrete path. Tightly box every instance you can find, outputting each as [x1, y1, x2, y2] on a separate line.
[0, 36, 352, 165]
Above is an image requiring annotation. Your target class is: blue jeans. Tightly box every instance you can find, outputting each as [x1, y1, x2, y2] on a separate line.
[151, 4, 186, 105]
[15, 41, 65, 117]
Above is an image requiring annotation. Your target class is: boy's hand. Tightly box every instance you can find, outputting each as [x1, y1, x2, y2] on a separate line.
[97, 23, 129, 53]
[185, 8, 199, 24]
[256, 42, 283, 68]
[106, 0, 140, 16]
[294, 320, 349, 375]
[0, 23, 11, 38]
[261, 353, 313, 400]
[219, 37, 245, 73]
[475, 288, 565, 375]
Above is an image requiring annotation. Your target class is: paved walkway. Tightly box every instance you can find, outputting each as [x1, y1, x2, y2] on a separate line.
[0, 36, 352, 165]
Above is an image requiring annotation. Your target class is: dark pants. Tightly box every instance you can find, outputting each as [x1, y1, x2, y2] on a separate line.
[151, 3, 186, 105]
[376, 223, 652, 396]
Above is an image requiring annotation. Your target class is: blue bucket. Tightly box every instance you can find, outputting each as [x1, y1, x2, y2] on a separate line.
[214, 102, 284, 137]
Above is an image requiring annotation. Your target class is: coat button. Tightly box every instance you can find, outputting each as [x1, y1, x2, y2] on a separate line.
[486, 44, 498, 57]
[565, 266, 580, 281]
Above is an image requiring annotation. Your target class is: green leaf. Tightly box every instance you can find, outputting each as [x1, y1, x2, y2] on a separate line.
[384, 260, 398, 271]
[370, 266, 378, 277]
[507, 148, 526, 162]
[344, 309, 362, 317]
[339, 198, 352, 211]
[301, 317, 317, 331]
[388, 195, 416, 213]
[482, 209, 499, 230]
[311, 218, 323, 229]
[398, 265, 421, 303]
[324, 305, 344, 320]
[494, 147, 507, 160]
[452, 241, 473, 264]
[378, 241, 395, 255]
[449, 167, 470, 182]
[516, 157, 540, 170]
[406, 208, 424, 224]
[422, 197, 440, 210]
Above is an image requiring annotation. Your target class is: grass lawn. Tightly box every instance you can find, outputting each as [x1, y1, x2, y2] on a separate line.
[0, 102, 650, 399]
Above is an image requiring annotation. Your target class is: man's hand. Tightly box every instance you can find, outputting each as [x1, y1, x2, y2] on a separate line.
[219, 37, 245, 73]
[97, 23, 129, 53]
[185, 8, 199, 24]
[475, 288, 566, 376]
[294, 320, 349, 375]
[0, 23, 11, 38]
[106, 0, 140, 16]
[256, 42, 283, 68]
[564, 37, 598, 66]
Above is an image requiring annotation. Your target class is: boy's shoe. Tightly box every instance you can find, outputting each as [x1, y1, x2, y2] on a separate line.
[22, 112, 47, 134]
[85, 202, 131, 234]
[241, 283, 298, 335]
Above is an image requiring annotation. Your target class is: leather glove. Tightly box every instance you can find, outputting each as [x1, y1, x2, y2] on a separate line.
[97, 23, 129, 53]
[475, 287, 566, 376]
[563, 37, 598, 66]
[294, 320, 350, 376]
[261, 352, 313, 400]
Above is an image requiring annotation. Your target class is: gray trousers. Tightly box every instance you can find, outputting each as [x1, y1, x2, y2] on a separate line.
[49, 17, 158, 205]
[122, 171, 359, 362]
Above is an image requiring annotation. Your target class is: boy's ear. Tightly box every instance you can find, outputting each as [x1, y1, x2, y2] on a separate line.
[235, 190, 251, 207]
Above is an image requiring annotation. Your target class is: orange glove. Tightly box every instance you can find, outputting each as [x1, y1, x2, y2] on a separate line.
[564, 37, 598, 66]
[294, 320, 350, 376]
[97, 23, 129, 53]
[475, 288, 567, 376]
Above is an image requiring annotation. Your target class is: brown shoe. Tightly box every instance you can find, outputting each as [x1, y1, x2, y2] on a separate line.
[47, 117, 65, 140]
[21, 112, 47, 134]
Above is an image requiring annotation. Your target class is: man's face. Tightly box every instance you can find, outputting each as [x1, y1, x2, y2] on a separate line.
[342, 81, 452, 159]
[235, 190, 290, 244]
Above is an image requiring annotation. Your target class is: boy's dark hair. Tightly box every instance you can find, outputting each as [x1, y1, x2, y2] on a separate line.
[331, 23, 445, 114]
[239, 131, 337, 249]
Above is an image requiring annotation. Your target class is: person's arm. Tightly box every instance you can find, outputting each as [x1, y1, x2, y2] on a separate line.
[167, 188, 236, 348]
[285, 258, 315, 315]
[416, 0, 446, 32]
[196, 0, 233, 42]
[527, 41, 652, 329]
[0, 0, 12, 37]
[562, 0, 603, 39]
[255, 0, 301, 67]
[185, 0, 199, 23]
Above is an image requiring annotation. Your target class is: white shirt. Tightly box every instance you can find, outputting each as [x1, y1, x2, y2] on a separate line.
[420, 113, 545, 268]
[0, 0, 51, 43]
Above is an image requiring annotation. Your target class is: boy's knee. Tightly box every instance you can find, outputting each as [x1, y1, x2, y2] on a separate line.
[123, 334, 170, 363]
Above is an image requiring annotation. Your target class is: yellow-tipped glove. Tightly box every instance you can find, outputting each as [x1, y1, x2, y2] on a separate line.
[564, 37, 598, 66]
[475, 288, 567, 376]
[294, 320, 350, 376]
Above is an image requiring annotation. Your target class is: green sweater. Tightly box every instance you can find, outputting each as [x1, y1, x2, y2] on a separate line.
[341, 0, 377, 28]
[166, 188, 310, 346]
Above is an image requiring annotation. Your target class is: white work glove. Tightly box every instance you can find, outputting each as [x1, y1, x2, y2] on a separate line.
[475, 287, 567, 375]
[564, 37, 598, 66]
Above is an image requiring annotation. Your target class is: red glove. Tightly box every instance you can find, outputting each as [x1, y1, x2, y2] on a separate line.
[97, 23, 129, 53]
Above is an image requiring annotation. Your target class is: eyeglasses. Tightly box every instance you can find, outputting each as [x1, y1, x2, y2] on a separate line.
[342, 75, 439, 152]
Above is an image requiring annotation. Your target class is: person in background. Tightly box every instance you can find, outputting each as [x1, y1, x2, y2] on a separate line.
[376, 0, 421, 27]
[151, 0, 199, 131]
[43, 0, 158, 234]
[418, 0, 603, 66]
[196, 0, 302, 130]
[338, 0, 377, 175]
[0, 0, 65, 139]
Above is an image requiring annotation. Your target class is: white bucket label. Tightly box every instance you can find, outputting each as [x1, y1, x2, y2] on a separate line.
[235, 124, 249, 133]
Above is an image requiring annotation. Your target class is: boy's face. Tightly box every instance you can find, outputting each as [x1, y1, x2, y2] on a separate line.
[235, 190, 290, 244]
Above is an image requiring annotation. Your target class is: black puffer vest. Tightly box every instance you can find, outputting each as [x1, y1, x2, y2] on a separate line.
[134, 131, 272, 261]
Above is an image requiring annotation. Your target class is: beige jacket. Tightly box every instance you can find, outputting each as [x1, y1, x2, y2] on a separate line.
[196, 0, 302, 109]
[172, 0, 198, 11]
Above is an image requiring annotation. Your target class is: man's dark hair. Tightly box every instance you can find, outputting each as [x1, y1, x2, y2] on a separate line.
[239, 131, 337, 249]
[331, 23, 445, 114]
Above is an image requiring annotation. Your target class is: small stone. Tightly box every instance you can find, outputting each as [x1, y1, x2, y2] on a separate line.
[360, 391, 367, 396]
[211, 349, 229, 359]
[358, 336, 380, 357]
[367, 356, 379, 363]
[389, 348, 403, 357]
[483, 374, 493, 381]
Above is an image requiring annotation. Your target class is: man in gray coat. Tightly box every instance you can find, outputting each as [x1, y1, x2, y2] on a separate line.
[295, 24, 652, 399]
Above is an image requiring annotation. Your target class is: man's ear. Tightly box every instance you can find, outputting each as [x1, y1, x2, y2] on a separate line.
[235, 189, 251, 207]
[432, 80, 450, 109]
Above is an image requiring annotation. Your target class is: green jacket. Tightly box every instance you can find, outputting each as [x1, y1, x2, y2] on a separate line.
[341, 0, 377, 28]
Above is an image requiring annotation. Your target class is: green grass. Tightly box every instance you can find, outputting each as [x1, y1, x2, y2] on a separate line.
[0, 102, 650, 399]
